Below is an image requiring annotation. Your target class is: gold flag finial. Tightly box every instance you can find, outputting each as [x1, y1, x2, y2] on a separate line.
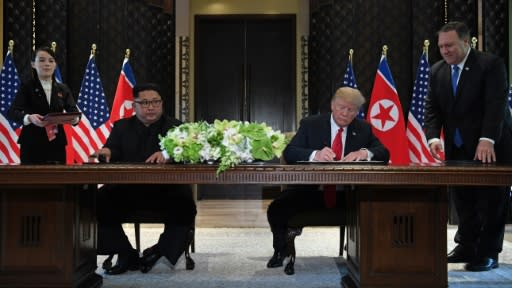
[8, 40, 14, 53]
[382, 45, 388, 57]
[471, 37, 477, 49]
[423, 40, 430, 55]
[51, 42, 57, 52]
[91, 44, 97, 57]
[125, 49, 130, 59]
[348, 49, 354, 62]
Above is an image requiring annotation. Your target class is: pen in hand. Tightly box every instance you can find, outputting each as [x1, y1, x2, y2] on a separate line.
[89, 153, 107, 163]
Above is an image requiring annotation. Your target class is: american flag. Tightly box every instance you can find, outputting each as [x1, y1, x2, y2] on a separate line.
[54, 64, 76, 164]
[342, 60, 365, 119]
[54, 66, 63, 83]
[0, 50, 21, 163]
[52, 44, 76, 163]
[110, 58, 136, 124]
[508, 85, 512, 113]
[71, 55, 110, 163]
[406, 51, 438, 163]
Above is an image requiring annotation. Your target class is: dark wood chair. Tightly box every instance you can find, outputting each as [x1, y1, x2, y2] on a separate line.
[284, 205, 346, 275]
[101, 210, 196, 271]
[278, 139, 347, 275]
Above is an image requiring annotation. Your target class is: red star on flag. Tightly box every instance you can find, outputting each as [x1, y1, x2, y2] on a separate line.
[371, 99, 397, 131]
[366, 55, 410, 164]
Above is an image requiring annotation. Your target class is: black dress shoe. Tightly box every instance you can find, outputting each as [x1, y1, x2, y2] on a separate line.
[105, 250, 140, 275]
[267, 251, 286, 268]
[140, 244, 162, 273]
[447, 245, 475, 263]
[464, 257, 499, 272]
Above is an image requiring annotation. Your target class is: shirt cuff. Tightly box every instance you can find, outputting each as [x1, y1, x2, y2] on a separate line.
[427, 138, 441, 145]
[479, 137, 495, 144]
[23, 114, 31, 125]
[360, 148, 373, 160]
[309, 151, 317, 161]
[161, 149, 170, 160]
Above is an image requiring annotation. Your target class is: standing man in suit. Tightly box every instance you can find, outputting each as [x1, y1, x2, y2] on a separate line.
[266, 87, 390, 268]
[92, 83, 196, 275]
[425, 21, 512, 271]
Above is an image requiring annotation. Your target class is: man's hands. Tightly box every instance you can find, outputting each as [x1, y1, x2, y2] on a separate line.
[313, 147, 368, 162]
[429, 140, 444, 161]
[145, 151, 167, 164]
[89, 148, 111, 163]
[474, 140, 495, 163]
[429, 139, 496, 163]
[314, 147, 336, 161]
[343, 149, 369, 161]
[89, 149, 167, 164]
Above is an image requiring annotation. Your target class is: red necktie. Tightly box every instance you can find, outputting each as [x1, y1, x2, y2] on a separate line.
[324, 128, 343, 208]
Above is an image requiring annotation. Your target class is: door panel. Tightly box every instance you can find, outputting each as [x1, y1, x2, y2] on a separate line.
[246, 18, 295, 132]
[195, 15, 296, 199]
[195, 18, 245, 122]
[195, 15, 295, 130]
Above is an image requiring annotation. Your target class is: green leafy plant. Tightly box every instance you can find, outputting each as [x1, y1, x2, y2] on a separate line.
[159, 120, 288, 174]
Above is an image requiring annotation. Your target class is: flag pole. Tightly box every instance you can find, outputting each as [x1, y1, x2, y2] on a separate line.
[125, 49, 130, 60]
[382, 45, 388, 57]
[51, 41, 57, 53]
[8, 40, 14, 53]
[471, 37, 478, 49]
[91, 44, 97, 57]
[348, 48, 353, 63]
[423, 40, 429, 58]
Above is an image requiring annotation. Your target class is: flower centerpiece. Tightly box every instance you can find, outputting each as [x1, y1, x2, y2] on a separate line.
[159, 120, 288, 174]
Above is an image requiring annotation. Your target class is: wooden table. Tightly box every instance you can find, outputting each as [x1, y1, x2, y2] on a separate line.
[1, 163, 511, 288]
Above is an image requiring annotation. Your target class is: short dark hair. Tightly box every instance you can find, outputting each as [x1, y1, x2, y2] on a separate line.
[133, 83, 162, 99]
[438, 21, 470, 40]
[32, 46, 57, 62]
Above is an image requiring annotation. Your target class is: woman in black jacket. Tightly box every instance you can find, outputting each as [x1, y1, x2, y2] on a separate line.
[8, 46, 79, 164]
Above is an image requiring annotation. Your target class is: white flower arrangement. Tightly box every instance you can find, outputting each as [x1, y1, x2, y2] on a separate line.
[159, 120, 288, 174]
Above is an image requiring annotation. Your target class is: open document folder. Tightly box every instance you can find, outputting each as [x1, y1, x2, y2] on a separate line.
[43, 112, 81, 125]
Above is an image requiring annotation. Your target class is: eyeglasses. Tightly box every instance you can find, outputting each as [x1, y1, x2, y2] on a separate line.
[134, 99, 163, 108]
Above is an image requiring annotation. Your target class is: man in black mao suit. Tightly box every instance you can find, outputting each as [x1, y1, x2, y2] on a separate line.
[424, 21, 512, 271]
[266, 87, 389, 268]
[93, 83, 196, 275]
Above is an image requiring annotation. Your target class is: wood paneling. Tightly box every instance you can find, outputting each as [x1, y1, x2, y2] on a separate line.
[0, 185, 100, 288]
[1, 164, 512, 288]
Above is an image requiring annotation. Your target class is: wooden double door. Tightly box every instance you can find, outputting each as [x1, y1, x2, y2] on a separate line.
[195, 15, 296, 198]
[195, 14, 296, 132]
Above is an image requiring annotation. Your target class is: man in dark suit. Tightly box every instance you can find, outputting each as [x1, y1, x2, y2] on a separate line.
[92, 83, 196, 275]
[424, 21, 512, 271]
[266, 87, 390, 268]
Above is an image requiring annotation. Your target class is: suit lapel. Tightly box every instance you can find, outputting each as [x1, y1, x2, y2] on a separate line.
[322, 114, 332, 147]
[50, 82, 64, 110]
[344, 121, 360, 154]
[438, 63, 456, 109]
[33, 81, 50, 110]
[455, 49, 476, 100]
